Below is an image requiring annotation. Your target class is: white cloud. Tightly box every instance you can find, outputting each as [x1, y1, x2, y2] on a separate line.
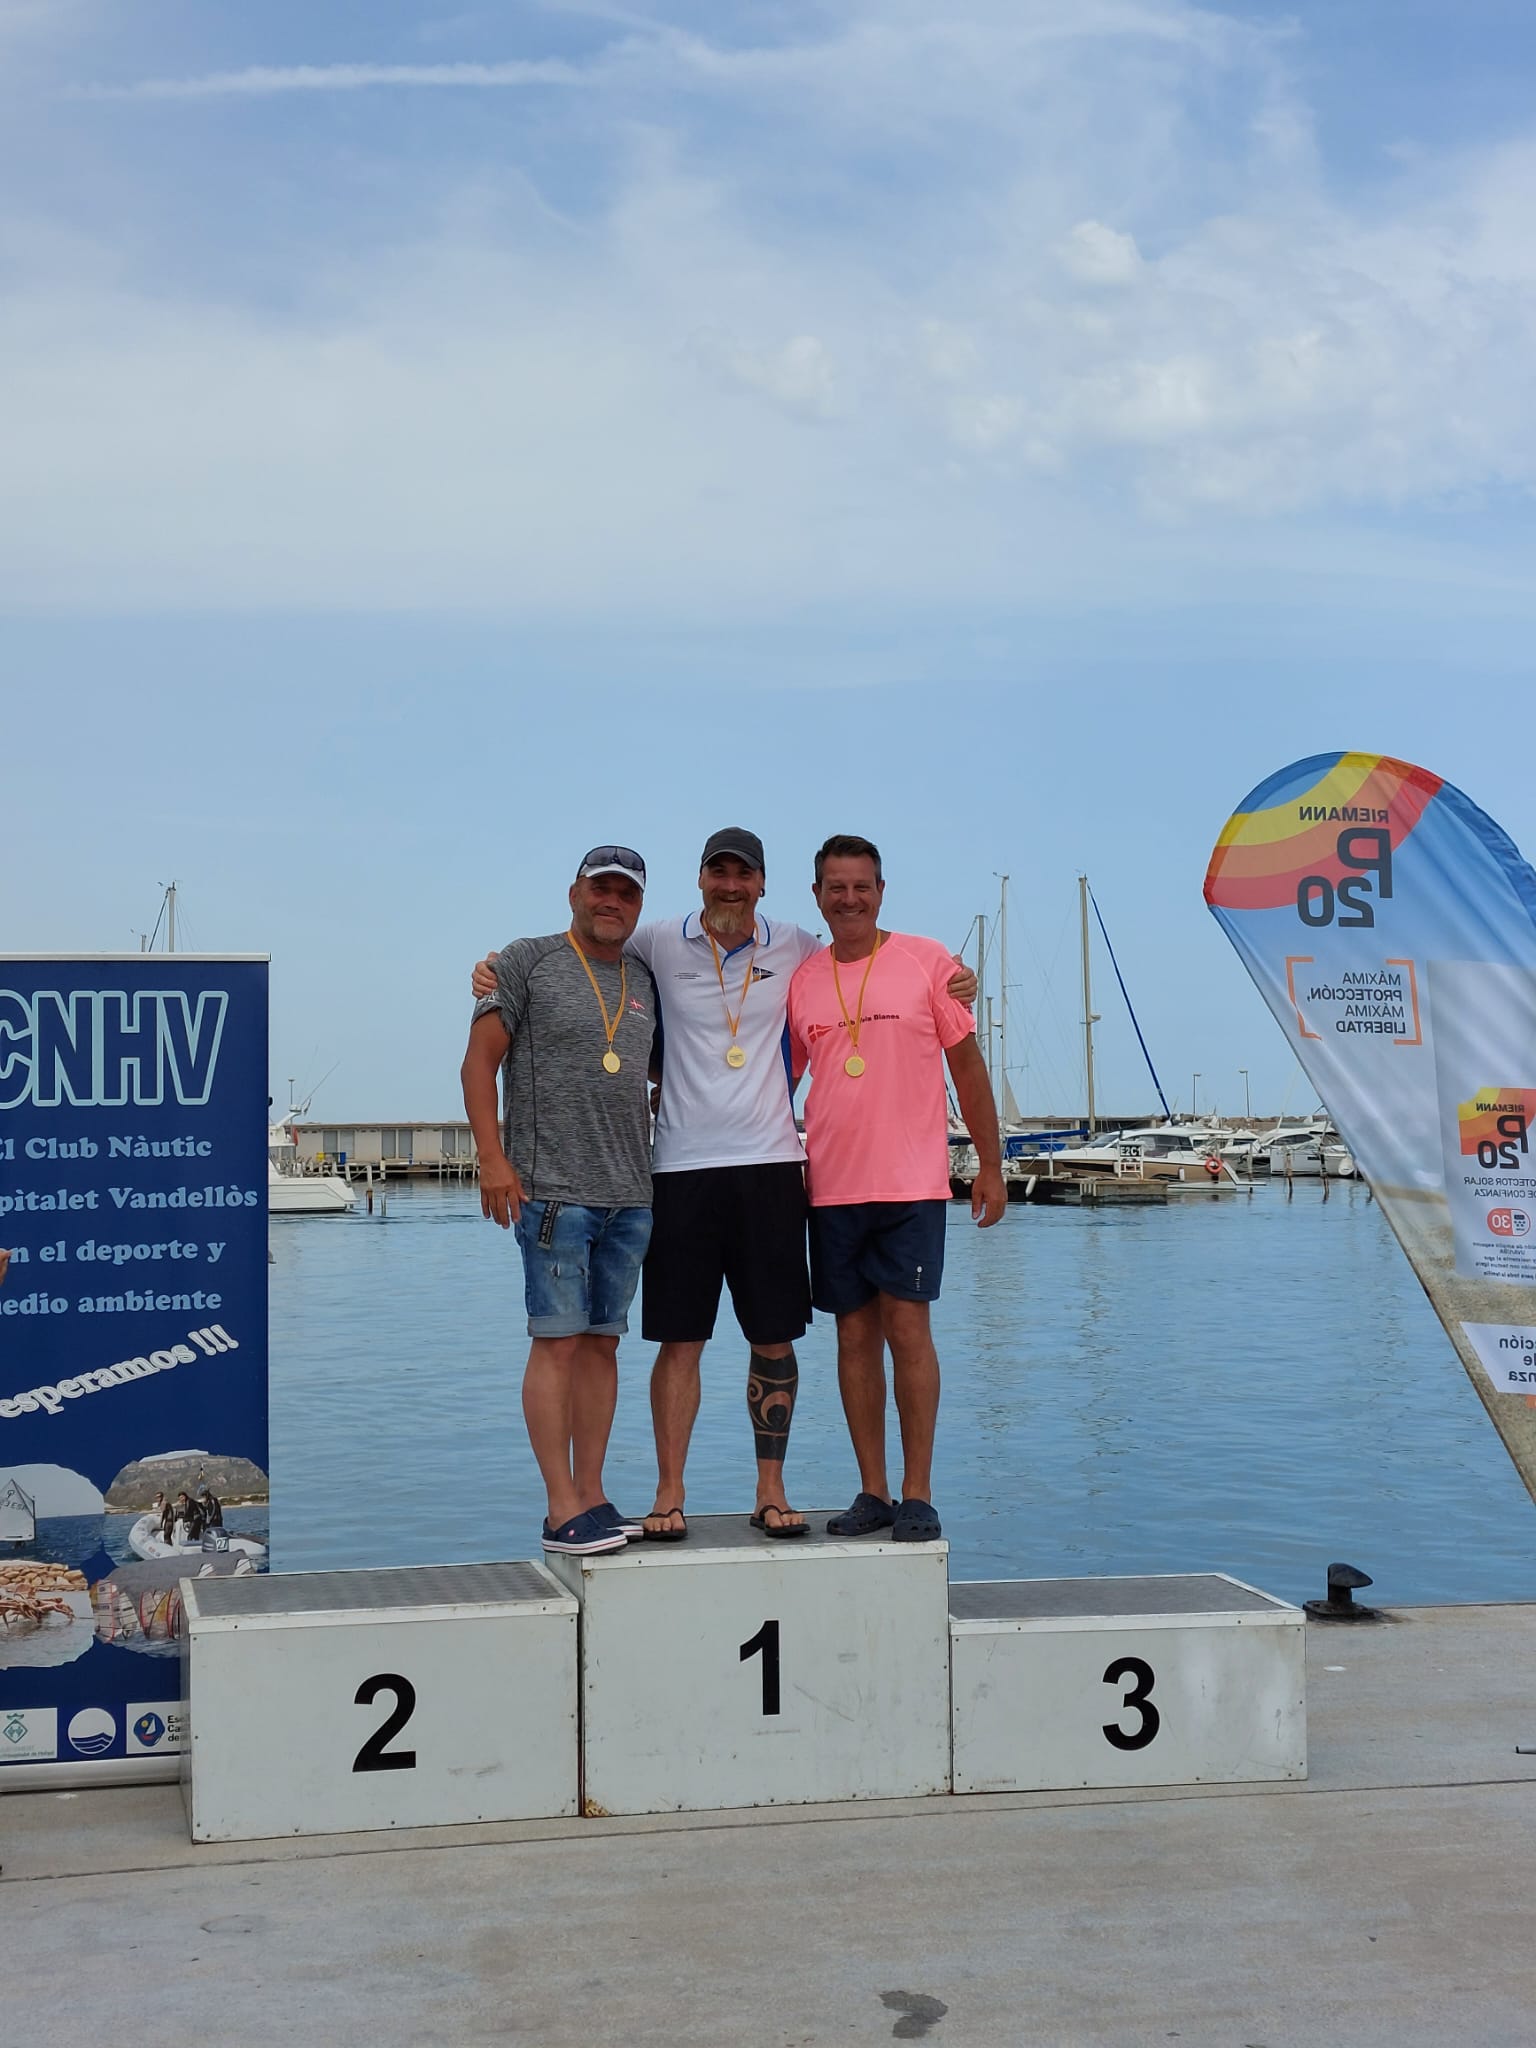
[696, 333, 839, 419]
[1059, 220, 1143, 285]
[6, 0, 1536, 614]
[73, 59, 587, 100]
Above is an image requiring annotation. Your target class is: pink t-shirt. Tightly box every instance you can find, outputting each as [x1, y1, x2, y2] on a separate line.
[788, 931, 975, 1206]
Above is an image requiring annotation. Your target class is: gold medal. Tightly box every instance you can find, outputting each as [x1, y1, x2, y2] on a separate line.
[706, 924, 759, 1073]
[567, 932, 628, 1077]
[831, 932, 883, 1079]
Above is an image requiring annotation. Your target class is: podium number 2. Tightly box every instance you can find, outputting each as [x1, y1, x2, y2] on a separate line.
[739, 1619, 781, 1715]
[353, 1673, 418, 1772]
[1101, 1655, 1159, 1750]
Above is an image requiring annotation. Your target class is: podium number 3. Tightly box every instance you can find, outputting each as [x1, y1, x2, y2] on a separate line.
[353, 1673, 418, 1772]
[739, 1619, 781, 1715]
[1101, 1655, 1159, 1750]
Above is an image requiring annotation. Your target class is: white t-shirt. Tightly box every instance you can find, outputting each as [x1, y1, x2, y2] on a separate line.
[626, 913, 821, 1174]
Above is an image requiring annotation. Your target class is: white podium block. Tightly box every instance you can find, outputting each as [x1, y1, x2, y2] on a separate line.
[950, 1574, 1306, 1794]
[548, 1514, 951, 1815]
[181, 1561, 578, 1842]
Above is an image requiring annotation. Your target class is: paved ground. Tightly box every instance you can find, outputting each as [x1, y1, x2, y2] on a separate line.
[6, 1604, 1536, 2047]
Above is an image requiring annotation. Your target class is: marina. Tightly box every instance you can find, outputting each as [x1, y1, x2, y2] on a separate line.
[268, 1177, 1535, 1609]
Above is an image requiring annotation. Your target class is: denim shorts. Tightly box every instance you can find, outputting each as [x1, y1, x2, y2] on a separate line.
[514, 1200, 652, 1338]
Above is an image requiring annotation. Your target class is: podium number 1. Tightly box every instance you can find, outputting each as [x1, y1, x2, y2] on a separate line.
[739, 1619, 781, 1715]
[1101, 1655, 1159, 1751]
[353, 1673, 418, 1772]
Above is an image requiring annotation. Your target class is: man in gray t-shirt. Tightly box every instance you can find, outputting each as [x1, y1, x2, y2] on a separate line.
[461, 844, 659, 1559]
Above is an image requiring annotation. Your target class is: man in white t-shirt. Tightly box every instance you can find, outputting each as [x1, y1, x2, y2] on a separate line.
[475, 828, 975, 1542]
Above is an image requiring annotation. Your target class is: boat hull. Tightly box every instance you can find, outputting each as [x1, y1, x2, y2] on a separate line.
[127, 1514, 267, 1562]
[268, 1168, 355, 1215]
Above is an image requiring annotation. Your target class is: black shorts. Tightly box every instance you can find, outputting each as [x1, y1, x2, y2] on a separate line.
[641, 1162, 811, 1346]
[809, 1199, 948, 1315]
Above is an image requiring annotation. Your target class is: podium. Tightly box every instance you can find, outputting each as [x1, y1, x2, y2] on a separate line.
[547, 1514, 952, 1816]
[181, 1561, 578, 1842]
[948, 1574, 1306, 1794]
[179, 1541, 1309, 1837]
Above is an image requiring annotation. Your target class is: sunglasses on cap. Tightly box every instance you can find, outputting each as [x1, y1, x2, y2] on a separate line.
[577, 845, 647, 890]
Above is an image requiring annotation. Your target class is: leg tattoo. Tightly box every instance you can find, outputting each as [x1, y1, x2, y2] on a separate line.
[747, 1348, 799, 1462]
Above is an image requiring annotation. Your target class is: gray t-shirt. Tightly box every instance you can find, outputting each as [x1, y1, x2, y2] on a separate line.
[473, 933, 658, 1209]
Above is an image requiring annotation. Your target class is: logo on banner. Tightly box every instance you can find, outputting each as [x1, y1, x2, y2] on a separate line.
[1456, 1091, 1535, 1170]
[127, 1704, 187, 1754]
[67, 1707, 116, 1757]
[1205, 754, 1442, 918]
[2, 1709, 58, 1762]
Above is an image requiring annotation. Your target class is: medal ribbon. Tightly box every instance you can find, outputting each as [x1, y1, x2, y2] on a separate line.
[706, 924, 758, 1043]
[831, 931, 883, 1059]
[566, 931, 627, 1060]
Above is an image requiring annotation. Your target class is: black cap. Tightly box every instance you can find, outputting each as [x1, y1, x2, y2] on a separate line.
[700, 827, 765, 873]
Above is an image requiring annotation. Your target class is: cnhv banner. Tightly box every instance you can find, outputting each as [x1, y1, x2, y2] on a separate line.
[0, 956, 269, 1780]
[1206, 754, 1536, 1506]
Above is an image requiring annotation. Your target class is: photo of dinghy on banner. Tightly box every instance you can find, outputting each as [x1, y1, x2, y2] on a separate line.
[1206, 753, 1536, 1504]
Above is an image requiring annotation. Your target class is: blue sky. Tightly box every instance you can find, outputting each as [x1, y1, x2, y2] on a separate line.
[4, 2, 1534, 1122]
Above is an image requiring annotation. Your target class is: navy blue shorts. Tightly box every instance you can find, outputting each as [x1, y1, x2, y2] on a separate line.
[808, 1200, 947, 1315]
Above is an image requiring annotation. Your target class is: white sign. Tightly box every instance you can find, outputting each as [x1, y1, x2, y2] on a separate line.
[1462, 1322, 1536, 1393]
[1, 1707, 58, 1762]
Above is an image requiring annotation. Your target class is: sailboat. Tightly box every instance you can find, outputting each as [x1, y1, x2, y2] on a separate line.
[0, 1477, 36, 1546]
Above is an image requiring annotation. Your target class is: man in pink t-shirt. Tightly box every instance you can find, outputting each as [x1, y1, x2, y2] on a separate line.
[788, 834, 1005, 1542]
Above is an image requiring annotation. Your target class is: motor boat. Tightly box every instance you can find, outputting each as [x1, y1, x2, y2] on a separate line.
[127, 1512, 267, 1562]
[1048, 1124, 1230, 1180]
[268, 1117, 355, 1215]
[1253, 1122, 1357, 1179]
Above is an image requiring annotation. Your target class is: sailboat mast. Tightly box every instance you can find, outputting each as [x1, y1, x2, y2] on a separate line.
[998, 872, 1009, 1114]
[1079, 873, 1098, 1135]
[166, 881, 178, 954]
[976, 912, 990, 1088]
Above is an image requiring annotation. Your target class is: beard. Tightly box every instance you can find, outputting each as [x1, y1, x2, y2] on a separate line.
[704, 898, 754, 938]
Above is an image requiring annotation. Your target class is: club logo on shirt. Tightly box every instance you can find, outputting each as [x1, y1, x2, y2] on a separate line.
[628, 997, 648, 1014]
[750, 967, 776, 980]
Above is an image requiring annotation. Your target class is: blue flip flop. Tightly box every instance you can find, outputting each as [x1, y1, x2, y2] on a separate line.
[892, 1497, 942, 1542]
[826, 1492, 896, 1536]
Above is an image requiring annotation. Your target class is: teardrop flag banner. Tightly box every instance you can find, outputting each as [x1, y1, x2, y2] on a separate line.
[1206, 752, 1536, 1506]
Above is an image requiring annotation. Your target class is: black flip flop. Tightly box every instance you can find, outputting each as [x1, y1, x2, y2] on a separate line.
[642, 1507, 688, 1543]
[750, 1504, 810, 1540]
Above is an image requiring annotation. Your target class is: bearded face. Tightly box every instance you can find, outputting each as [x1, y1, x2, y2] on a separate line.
[700, 857, 764, 940]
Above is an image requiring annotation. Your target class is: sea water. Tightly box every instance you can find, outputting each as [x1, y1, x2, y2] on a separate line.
[268, 1179, 1536, 1606]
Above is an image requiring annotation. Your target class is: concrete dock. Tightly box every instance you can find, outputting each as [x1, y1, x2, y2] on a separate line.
[6, 1603, 1535, 2047]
